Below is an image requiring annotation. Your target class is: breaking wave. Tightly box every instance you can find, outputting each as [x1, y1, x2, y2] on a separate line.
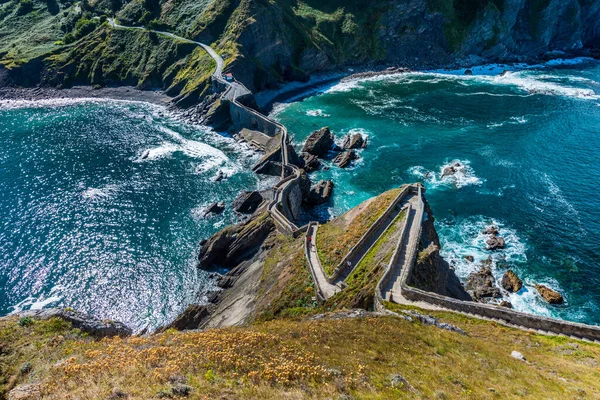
[409, 159, 483, 189]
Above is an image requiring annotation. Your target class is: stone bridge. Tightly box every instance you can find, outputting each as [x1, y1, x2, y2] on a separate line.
[108, 21, 600, 343]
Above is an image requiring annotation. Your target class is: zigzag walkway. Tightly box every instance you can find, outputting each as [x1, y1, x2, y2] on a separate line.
[107, 22, 600, 342]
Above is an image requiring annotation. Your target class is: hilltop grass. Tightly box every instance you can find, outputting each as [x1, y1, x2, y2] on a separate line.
[317, 187, 402, 276]
[326, 209, 407, 310]
[2, 308, 600, 399]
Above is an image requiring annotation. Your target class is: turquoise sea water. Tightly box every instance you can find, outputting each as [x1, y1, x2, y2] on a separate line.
[0, 99, 268, 331]
[274, 58, 600, 325]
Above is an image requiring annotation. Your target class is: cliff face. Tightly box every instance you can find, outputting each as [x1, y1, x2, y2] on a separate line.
[2, 0, 599, 99]
[407, 198, 472, 301]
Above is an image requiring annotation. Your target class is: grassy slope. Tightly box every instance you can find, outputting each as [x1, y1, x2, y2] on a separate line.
[317, 187, 401, 276]
[2, 309, 600, 399]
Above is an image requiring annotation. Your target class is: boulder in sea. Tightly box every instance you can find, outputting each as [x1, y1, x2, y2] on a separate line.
[441, 161, 463, 177]
[203, 201, 225, 217]
[341, 133, 366, 149]
[333, 150, 357, 168]
[501, 270, 523, 292]
[464, 255, 474, 262]
[535, 284, 564, 304]
[305, 179, 334, 206]
[465, 259, 502, 301]
[482, 225, 500, 235]
[486, 235, 506, 250]
[464, 69, 473, 76]
[232, 191, 263, 214]
[499, 300, 513, 308]
[214, 170, 227, 182]
[301, 153, 321, 173]
[301, 126, 337, 157]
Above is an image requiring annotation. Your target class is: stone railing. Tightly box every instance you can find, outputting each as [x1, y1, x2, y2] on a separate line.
[325, 185, 412, 283]
[374, 201, 413, 311]
[304, 222, 327, 303]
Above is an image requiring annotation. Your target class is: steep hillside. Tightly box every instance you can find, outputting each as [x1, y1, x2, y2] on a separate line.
[2, 0, 599, 103]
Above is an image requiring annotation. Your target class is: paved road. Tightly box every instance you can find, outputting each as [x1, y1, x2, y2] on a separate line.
[305, 223, 341, 299]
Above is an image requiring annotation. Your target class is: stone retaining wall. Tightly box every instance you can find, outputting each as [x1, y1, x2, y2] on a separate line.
[326, 185, 411, 283]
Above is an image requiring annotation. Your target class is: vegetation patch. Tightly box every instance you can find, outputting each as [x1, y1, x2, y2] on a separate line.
[317, 187, 402, 276]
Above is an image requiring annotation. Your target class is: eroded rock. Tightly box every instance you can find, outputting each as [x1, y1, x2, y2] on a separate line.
[486, 235, 505, 250]
[333, 150, 357, 168]
[305, 180, 334, 206]
[203, 201, 225, 217]
[161, 304, 212, 331]
[535, 284, 564, 304]
[466, 259, 502, 301]
[301, 126, 336, 157]
[232, 191, 263, 214]
[501, 270, 523, 292]
[341, 133, 366, 149]
[300, 153, 321, 172]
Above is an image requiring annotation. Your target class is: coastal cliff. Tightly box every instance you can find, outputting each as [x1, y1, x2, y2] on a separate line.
[1, 0, 600, 102]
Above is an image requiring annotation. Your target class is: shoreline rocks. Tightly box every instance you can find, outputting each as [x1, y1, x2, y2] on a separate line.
[232, 191, 263, 214]
[441, 161, 464, 178]
[465, 257, 502, 301]
[341, 132, 366, 150]
[483, 224, 506, 250]
[305, 179, 334, 205]
[501, 270, 523, 293]
[535, 284, 564, 304]
[203, 201, 225, 217]
[301, 126, 337, 157]
[333, 150, 357, 168]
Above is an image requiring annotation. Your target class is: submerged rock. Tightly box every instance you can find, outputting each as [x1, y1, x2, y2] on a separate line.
[341, 133, 366, 149]
[464, 255, 474, 262]
[464, 69, 473, 76]
[482, 225, 500, 235]
[232, 191, 263, 214]
[301, 126, 336, 157]
[535, 284, 564, 304]
[333, 150, 357, 168]
[441, 161, 464, 177]
[499, 300, 513, 308]
[501, 270, 523, 292]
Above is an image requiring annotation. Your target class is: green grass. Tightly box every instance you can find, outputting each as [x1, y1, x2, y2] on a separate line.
[317, 187, 402, 276]
[326, 209, 407, 310]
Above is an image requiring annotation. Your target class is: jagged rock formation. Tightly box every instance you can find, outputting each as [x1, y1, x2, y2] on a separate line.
[536, 284, 564, 304]
[333, 150, 357, 168]
[232, 191, 263, 214]
[502, 270, 523, 293]
[198, 214, 275, 269]
[159, 304, 212, 331]
[407, 199, 471, 301]
[302, 127, 336, 157]
[341, 133, 366, 150]
[466, 262, 502, 301]
[305, 179, 334, 206]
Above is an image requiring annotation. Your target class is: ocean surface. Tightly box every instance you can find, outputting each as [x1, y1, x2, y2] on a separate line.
[274, 58, 600, 325]
[0, 98, 271, 332]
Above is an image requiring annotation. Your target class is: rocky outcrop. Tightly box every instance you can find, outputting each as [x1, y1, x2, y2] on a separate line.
[300, 153, 321, 173]
[535, 285, 564, 304]
[8, 384, 41, 400]
[441, 161, 464, 177]
[17, 308, 132, 338]
[341, 133, 366, 149]
[160, 304, 212, 331]
[301, 127, 336, 157]
[202, 201, 225, 217]
[232, 191, 263, 214]
[486, 235, 506, 250]
[465, 258, 502, 301]
[482, 225, 500, 236]
[408, 201, 472, 302]
[305, 180, 334, 206]
[501, 270, 523, 293]
[333, 150, 357, 168]
[198, 214, 275, 269]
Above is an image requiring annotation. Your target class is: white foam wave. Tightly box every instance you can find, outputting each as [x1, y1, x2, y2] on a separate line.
[409, 159, 483, 189]
[306, 109, 330, 117]
[10, 285, 65, 313]
[0, 97, 163, 111]
[81, 184, 119, 201]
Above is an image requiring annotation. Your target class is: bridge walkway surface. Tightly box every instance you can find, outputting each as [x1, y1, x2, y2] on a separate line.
[107, 22, 600, 342]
